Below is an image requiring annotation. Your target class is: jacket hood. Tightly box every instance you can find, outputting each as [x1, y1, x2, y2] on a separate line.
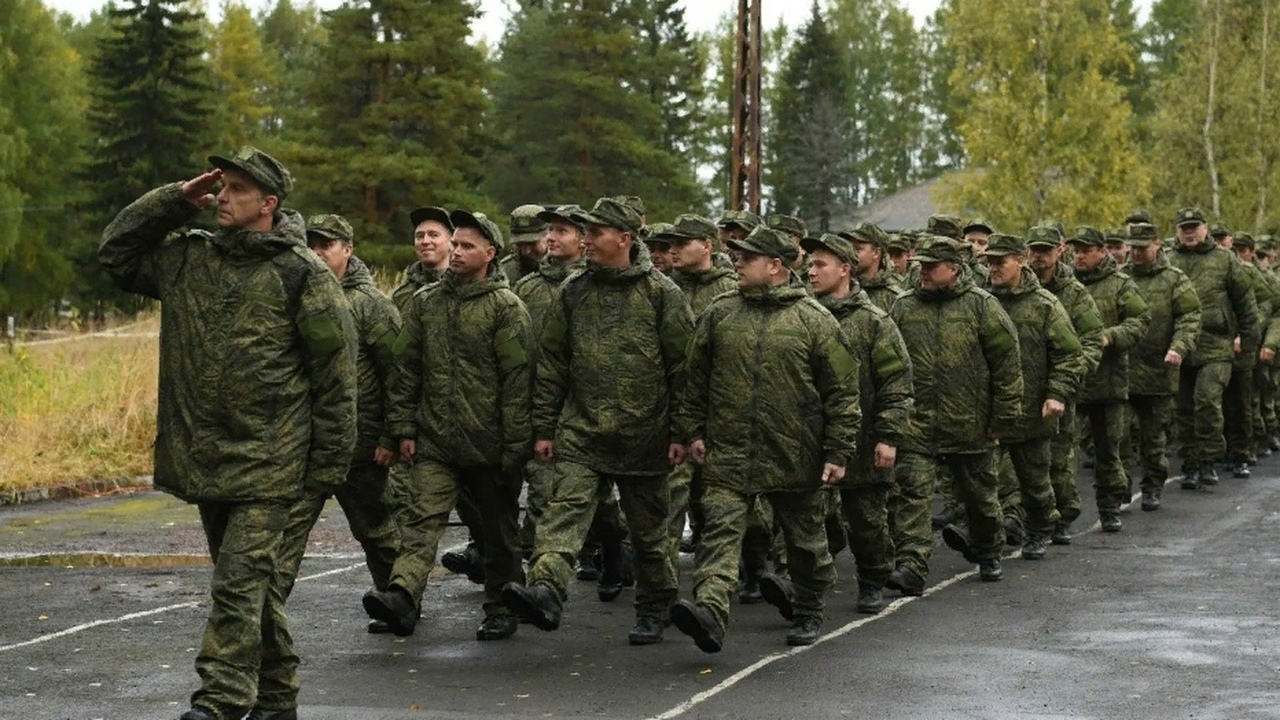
[913, 266, 975, 302]
[439, 267, 511, 299]
[1075, 254, 1119, 285]
[535, 255, 585, 283]
[990, 265, 1041, 299]
[403, 260, 445, 287]
[341, 255, 374, 290]
[585, 239, 654, 283]
[211, 209, 307, 259]
[816, 284, 874, 318]
[740, 280, 809, 306]
[1173, 238, 1216, 255]
[1129, 249, 1169, 277]
[675, 264, 736, 287]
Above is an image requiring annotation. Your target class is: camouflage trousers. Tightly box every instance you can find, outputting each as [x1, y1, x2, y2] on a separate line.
[693, 485, 835, 633]
[827, 477, 893, 589]
[1254, 364, 1277, 446]
[527, 463, 675, 620]
[390, 461, 487, 557]
[192, 499, 306, 718]
[520, 459, 554, 556]
[389, 460, 523, 618]
[1176, 361, 1233, 468]
[997, 438, 1061, 537]
[1079, 401, 1131, 513]
[1049, 402, 1083, 525]
[888, 451, 933, 579]
[665, 461, 695, 555]
[1129, 394, 1173, 494]
[1225, 361, 1256, 461]
[899, 450, 1004, 567]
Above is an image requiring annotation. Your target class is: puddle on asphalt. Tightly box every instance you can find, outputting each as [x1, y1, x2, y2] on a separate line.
[0, 553, 209, 568]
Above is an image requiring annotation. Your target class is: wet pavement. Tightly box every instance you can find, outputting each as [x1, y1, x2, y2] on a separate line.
[2, 461, 1279, 720]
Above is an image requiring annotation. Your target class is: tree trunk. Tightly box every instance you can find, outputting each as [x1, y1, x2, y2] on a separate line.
[1256, 0, 1271, 232]
[1204, 0, 1223, 217]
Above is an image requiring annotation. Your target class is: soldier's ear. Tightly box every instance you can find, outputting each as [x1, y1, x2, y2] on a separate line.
[261, 194, 279, 216]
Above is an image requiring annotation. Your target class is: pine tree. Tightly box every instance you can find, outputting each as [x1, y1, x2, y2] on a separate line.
[208, 1, 276, 149]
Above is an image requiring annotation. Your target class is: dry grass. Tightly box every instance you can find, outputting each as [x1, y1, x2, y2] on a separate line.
[0, 314, 160, 495]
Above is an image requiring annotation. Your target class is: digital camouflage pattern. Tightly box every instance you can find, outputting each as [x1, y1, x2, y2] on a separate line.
[860, 258, 908, 313]
[672, 265, 738, 317]
[1169, 241, 1259, 367]
[1127, 251, 1201, 396]
[1074, 254, 1150, 403]
[99, 182, 358, 501]
[513, 256, 587, 339]
[391, 262, 444, 315]
[534, 242, 695, 476]
[341, 256, 402, 460]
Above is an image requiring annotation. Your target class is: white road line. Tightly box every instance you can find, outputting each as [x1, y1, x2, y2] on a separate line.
[647, 482, 1170, 719]
[0, 562, 366, 653]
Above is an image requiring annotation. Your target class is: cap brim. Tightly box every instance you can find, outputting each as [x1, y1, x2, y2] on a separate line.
[914, 255, 947, 264]
[1178, 220, 1204, 228]
[208, 155, 273, 194]
[511, 231, 544, 244]
[537, 209, 581, 227]
[979, 248, 1019, 257]
[963, 225, 994, 235]
[725, 238, 769, 256]
[410, 206, 453, 231]
[306, 228, 349, 243]
[1026, 241, 1059, 249]
[578, 212, 627, 230]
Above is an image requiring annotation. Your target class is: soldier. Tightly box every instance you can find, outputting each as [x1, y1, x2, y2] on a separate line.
[363, 210, 534, 642]
[976, 233, 1085, 560]
[1224, 232, 1272, 476]
[799, 232, 912, 613]
[669, 226, 860, 652]
[499, 204, 548, 285]
[1125, 209, 1152, 233]
[887, 231, 914, 279]
[1027, 226, 1104, 542]
[1068, 226, 1150, 532]
[717, 210, 762, 244]
[1168, 208, 1258, 489]
[392, 206, 453, 311]
[931, 213, 988, 282]
[100, 147, 357, 720]
[1125, 223, 1201, 511]
[502, 197, 695, 646]
[1105, 228, 1131, 266]
[845, 222, 906, 313]
[963, 217, 994, 254]
[1248, 236, 1280, 456]
[767, 213, 809, 272]
[888, 236, 1023, 589]
[645, 223, 676, 275]
[290, 214, 402, 634]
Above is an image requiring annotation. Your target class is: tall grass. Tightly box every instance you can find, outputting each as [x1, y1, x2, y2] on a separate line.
[0, 315, 159, 495]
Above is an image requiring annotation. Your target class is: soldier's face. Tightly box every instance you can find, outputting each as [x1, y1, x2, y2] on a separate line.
[215, 169, 276, 230]
[449, 227, 495, 279]
[670, 238, 710, 271]
[732, 250, 777, 288]
[807, 249, 850, 296]
[1177, 222, 1207, 247]
[888, 248, 911, 275]
[720, 225, 750, 242]
[1105, 242, 1130, 264]
[1071, 243, 1106, 272]
[854, 242, 881, 276]
[307, 236, 352, 279]
[1215, 234, 1233, 249]
[965, 231, 990, 253]
[516, 238, 548, 261]
[545, 222, 584, 261]
[983, 253, 1023, 288]
[1028, 244, 1061, 273]
[1259, 252, 1273, 269]
[1130, 242, 1160, 266]
[414, 220, 452, 268]
[918, 261, 959, 290]
[646, 242, 674, 273]
[584, 224, 630, 267]
[1236, 246, 1256, 263]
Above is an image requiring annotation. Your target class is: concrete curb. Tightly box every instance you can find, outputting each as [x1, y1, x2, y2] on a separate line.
[0, 476, 154, 507]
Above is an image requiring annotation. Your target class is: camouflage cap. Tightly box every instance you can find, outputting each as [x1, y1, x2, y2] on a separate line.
[1104, 227, 1128, 244]
[887, 231, 915, 252]
[727, 225, 799, 263]
[717, 210, 763, 232]
[509, 204, 549, 244]
[927, 214, 964, 240]
[980, 233, 1026, 257]
[613, 195, 646, 219]
[410, 206, 453, 232]
[1208, 221, 1232, 238]
[208, 145, 294, 200]
[767, 213, 808, 238]
[914, 236, 963, 264]
[1125, 209, 1152, 225]
[1235, 233, 1256, 249]
[1067, 225, 1105, 247]
[1258, 234, 1276, 252]
[579, 196, 644, 234]
[1174, 207, 1207, 227]
[305, 213, 354, 244]
[800, 233, 858, 266]
[963, 217, 995, 235]
[644, 222, 674, 246]
[449, 209, 505, 250]
[1127, 223, 1159, 246]
[1037, 220, 1067, 240]
[657, 213, 718, 242]
[1026, 225, 1062, 248]
[537, 204, 586, 231]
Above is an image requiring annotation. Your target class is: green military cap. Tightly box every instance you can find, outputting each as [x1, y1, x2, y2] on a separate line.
[612, 195, 646, 219]
[305, 213, 353, 244]
[1174, 207, 1207, 227]
[1104, 227, 1128, 244]
[579, 196, 645, 234]
[537, 203, 586, 231]
[767, 213, 807, 238]
[718, 209, 763, 232]
[1127, 223, 1159, 246]
[645, 222, 674, 246]
[1235, 233, 1256, 249]
[886, 232, 914, 252]
[208, 145, 294, 200]
[1026, 225, 1063, 248]
[800, 233, 858, 266]
[913, 235, 963, 264]
[726, 225, 799, 263]
[410, 205, 453, 232]
[1208, 221, 1232, 238]
[927, 214, 964, 240]
[1126, 209, 1151, 225]
[509, 204, 549, 244]
[1067, 225, 1105, 247]
[449, 209, 505, 250]
[963, 217, 995, 235]
[848, 221, 889, 248]
[980, 232, 1026, 257]
[1036, 219, 1066, 240]
[1257, 234, 1276, 252]
[658, 213, 718, 241]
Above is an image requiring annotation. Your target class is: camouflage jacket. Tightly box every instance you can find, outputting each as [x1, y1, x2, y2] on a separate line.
[1127, 252, 1201, 395]
[342, 256, 403, 462]
[673, 266, 738, 318]
[859, 267, 908, 314]
[677, 283, 861, 493]
[534, 243, 695, 476]
[499, 253, 538, 287]
[99, 183, 357, 501]
[391, 261, 444, 315]
[818, 286, 913, 484]
[1258, 265, 1280, 351]
[890, 273, 1023, 454]
[987, 267, 1086, 440]
[1075, 255, 1150, 403]
[1041, 262, 1105, 391]
[1169, 241, 1258, 367]
[388, 271, 534, 471]
[1237, 261, 1276, 368]
[513, 256, 586, 338]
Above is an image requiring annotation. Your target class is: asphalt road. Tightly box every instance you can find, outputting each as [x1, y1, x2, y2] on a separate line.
[2, 459, 1279, 720]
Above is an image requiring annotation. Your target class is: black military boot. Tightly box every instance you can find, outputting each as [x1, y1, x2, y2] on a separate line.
[670, 599, 723, 653]
[1050, 521, 1072, 545]
[244, 709, 298, 720]
[785, 615, 822, 646]
[1003, 516, 1025, 547]
[1199, 464, 1220, 486]
[441, 542, 485, 585]
[855, 583, 886, 614]
[1232, 459, 1251, 479]
[501, 581, 563, 631]
[1100, 511, 1122, 533]
[941, 524, 979, 564]
[1021, 534, 1047, 560]
[978, 558, 1002, 582]
[627, 615, 664, 645]
[179, 708, 217, 720]
[476, 614, 518, 641]
[576, 548, 601, 581]
[885, 564, 925, 596]
[1180, 464, 1201, 490]
[1141, 492, 1161, 511]
[597, 540, 633, 602]
[362, 586, 418, 637]
[758, 572, 795, 621]
[367, 619, 390, 634]
[931, 505, 959, 531]
[737, 562, 765, 604]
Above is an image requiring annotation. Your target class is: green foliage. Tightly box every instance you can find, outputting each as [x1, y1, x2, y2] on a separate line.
[208, 1, 276, 149]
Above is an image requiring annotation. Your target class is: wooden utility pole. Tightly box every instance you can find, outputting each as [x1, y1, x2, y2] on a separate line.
[730, 0, 763, 214]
